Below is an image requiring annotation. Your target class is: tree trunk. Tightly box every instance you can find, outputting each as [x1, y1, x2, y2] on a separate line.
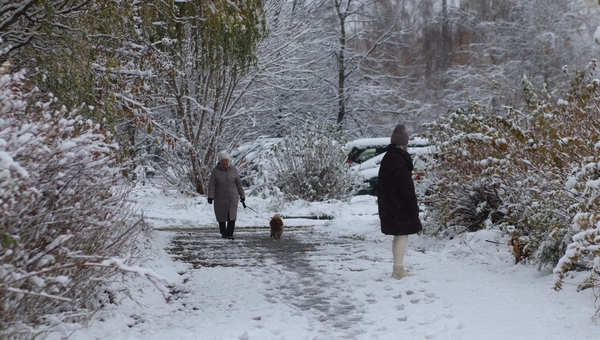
[336, 5, 347, 125]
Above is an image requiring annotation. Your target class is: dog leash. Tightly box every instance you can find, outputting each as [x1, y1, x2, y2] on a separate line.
[243, 203, 278, 222]
[243, 203, 260, 215]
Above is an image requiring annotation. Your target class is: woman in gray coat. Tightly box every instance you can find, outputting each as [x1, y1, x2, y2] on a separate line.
[208, 152, 246, 239]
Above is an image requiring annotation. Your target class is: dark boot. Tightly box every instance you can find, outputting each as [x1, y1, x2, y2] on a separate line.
[218, 222, 226, 238]
[226, 220, 236, 239]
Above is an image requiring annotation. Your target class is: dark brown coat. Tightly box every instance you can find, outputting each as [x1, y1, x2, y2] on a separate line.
[208, 165, 245, 222]
[377, 145, 422, 236]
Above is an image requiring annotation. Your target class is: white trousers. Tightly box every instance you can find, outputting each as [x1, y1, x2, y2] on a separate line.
[392, 235, 408, 267]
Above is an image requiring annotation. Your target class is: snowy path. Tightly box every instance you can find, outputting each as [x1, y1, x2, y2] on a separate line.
[51, 192, 599, 340]
[168, 228, 379, 339]
[158, 226, 598, 340]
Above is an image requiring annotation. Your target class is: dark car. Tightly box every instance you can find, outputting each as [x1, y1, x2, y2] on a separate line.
[346, 137, 434, 196]
[345, 138, 390, 165]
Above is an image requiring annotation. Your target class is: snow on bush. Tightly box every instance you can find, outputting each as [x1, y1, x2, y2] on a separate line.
[423, 60, 600, 313]
[268, 122, 363, 202]
[0, 62, 165, 339]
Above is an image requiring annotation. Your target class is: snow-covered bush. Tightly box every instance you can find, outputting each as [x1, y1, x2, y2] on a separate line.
[268, 122, 363, 202]
[428, 178, 504, 236]
[424, 60, 600, 272]
[553, 217, 600, 289]
[229, 136, 283, 199]
[0, 62, 164, 339]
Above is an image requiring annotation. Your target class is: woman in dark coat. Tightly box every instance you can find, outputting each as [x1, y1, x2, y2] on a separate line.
[377, 123, 422, 278]
[208, 152, 246, 239]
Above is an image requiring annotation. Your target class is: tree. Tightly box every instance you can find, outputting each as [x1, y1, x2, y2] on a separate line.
[415, 0, 600, 118]
[241, 0, 417, 138]
[310, 0, 412, 129]
[137, 0, 268, 194]
[0, 0, 142, 119]
[228, 0, 326, 138]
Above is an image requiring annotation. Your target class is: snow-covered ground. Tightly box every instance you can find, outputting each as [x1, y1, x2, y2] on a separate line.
[48, 184, 599, 340]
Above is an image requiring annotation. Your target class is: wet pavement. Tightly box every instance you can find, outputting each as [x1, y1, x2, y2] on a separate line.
[166, 226, 383, 338]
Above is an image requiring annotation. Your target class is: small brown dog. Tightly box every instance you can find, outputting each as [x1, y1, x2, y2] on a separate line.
[270, 214, 284, 240]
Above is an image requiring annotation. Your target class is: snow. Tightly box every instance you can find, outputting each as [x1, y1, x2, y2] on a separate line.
[345, 137, 429, 150]
[346, 137, 390, 149]
[46, 183, 599, 340]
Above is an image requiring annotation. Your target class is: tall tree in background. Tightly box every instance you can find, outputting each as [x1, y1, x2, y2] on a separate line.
[241, 0, 411, 138]
[413, 0, 600, 118]
[232, 0, 312, 137]
[353, 0, 433, 133]
[138, 0, 267, 194]
[315, 0, 409, 131]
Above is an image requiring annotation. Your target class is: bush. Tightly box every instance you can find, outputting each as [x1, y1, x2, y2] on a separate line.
[424, 61, 600, 267]
[428, 178, 504, 236]
[268, 122, 363, 202]
[0, 62, 165, 339]
[230, 136, 283, 198]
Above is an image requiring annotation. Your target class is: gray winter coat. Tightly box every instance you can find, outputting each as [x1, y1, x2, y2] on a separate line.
[208, 165, 245, 222]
